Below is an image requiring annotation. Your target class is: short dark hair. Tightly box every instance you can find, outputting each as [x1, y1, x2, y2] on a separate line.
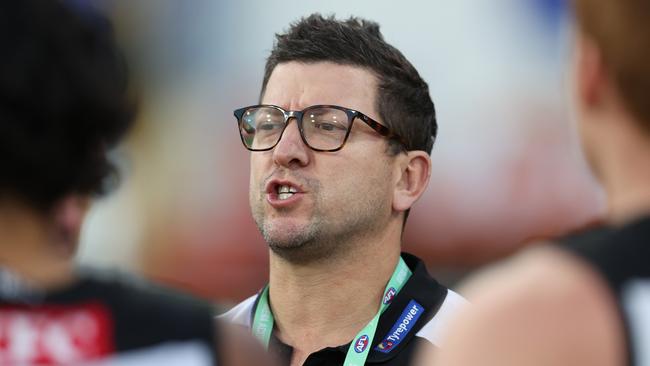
[0, 0, 135, 210]
[261, 14, 437, 155]
[574, 0, 650, 132]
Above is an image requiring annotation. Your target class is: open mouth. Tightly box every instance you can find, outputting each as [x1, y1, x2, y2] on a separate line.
[276, 184, 298, 201]
[265, 179, 304, 205]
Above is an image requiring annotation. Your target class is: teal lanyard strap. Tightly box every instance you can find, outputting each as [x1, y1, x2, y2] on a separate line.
[252, 285, 274, 346]
[252, 257, 412, 366]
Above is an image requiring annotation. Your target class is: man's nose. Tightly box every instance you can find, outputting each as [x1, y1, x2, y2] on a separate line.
[272, 118, 310, 168]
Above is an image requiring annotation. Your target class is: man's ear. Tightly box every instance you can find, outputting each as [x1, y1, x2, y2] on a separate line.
[50, 195, 91, 255]
[393, 151, 431, 212]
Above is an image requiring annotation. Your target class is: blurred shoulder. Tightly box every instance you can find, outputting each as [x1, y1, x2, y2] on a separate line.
[462, 244, 607, 303]
[79, 269, 213, 312]
[432, 244, 626, 366]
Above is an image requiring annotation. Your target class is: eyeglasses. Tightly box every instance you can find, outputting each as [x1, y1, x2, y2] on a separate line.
[234, 104, 405, 152]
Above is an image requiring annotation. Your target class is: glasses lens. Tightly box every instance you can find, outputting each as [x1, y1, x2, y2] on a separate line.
[301, 107, 350, 150]
[239, 106, 285, 150]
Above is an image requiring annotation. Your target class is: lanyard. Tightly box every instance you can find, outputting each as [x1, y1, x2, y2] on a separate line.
[252, 257, 412, 366]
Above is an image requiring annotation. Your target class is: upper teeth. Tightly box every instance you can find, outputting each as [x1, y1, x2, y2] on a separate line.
[278, 185, 297, 194]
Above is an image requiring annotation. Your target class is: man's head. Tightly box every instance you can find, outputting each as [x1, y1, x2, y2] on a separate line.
[0, 0, 134, 252]
[572, 0, 650, 174]
[261, 14, 437, 154]
[240, 14, 435, 263]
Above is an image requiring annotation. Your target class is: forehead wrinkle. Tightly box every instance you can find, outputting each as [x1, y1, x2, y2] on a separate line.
[289, 84, 308, 111]
[263, 80, 304, 111]
[263, 62, 378, 115]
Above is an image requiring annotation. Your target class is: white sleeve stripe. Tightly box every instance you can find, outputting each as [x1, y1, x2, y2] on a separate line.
[623, 279, 650, 366]
[415, 289, 469, 347]
[86, 341, 212, 366]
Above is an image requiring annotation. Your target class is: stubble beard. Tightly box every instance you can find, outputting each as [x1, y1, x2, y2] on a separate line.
[262, 217, 330, 264]
[251, 192, 385, 266]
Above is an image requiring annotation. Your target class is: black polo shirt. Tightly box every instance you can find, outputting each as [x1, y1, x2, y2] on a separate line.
[221, 252, 467, 365]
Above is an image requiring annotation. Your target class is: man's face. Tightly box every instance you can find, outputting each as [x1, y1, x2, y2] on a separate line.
[249, 61, 399, 263]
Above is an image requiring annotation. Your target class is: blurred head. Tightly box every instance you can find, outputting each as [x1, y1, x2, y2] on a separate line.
[572, 0, 650, 172]
[0, 0, 134, 250]
[243, 15, 433, 263]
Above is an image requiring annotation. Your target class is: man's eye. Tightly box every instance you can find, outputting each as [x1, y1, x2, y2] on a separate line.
[314, 122, 345, 131]
[258, 122, 282, 131]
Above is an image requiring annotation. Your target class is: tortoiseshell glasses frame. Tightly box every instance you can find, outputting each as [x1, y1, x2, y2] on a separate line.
[234, 104, 406, 152]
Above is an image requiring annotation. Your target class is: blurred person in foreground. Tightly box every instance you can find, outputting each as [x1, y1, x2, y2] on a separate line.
[426, 1, 650, 365]
[221, 14, 467, 366]
[0, 1, 267, 365]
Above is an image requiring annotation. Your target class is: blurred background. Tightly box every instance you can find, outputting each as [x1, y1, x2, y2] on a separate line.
[75, 0, 604, 306]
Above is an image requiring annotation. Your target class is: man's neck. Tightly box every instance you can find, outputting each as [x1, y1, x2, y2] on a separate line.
[267, 235, 401, 363]
[0, 203, 75, 291]
[597, 122, 650, 225]
[606, 174, 650, 226]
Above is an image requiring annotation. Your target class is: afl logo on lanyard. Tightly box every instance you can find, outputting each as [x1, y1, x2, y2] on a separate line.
[354, 334, 370, 353]
[383, 287, 397, 305]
